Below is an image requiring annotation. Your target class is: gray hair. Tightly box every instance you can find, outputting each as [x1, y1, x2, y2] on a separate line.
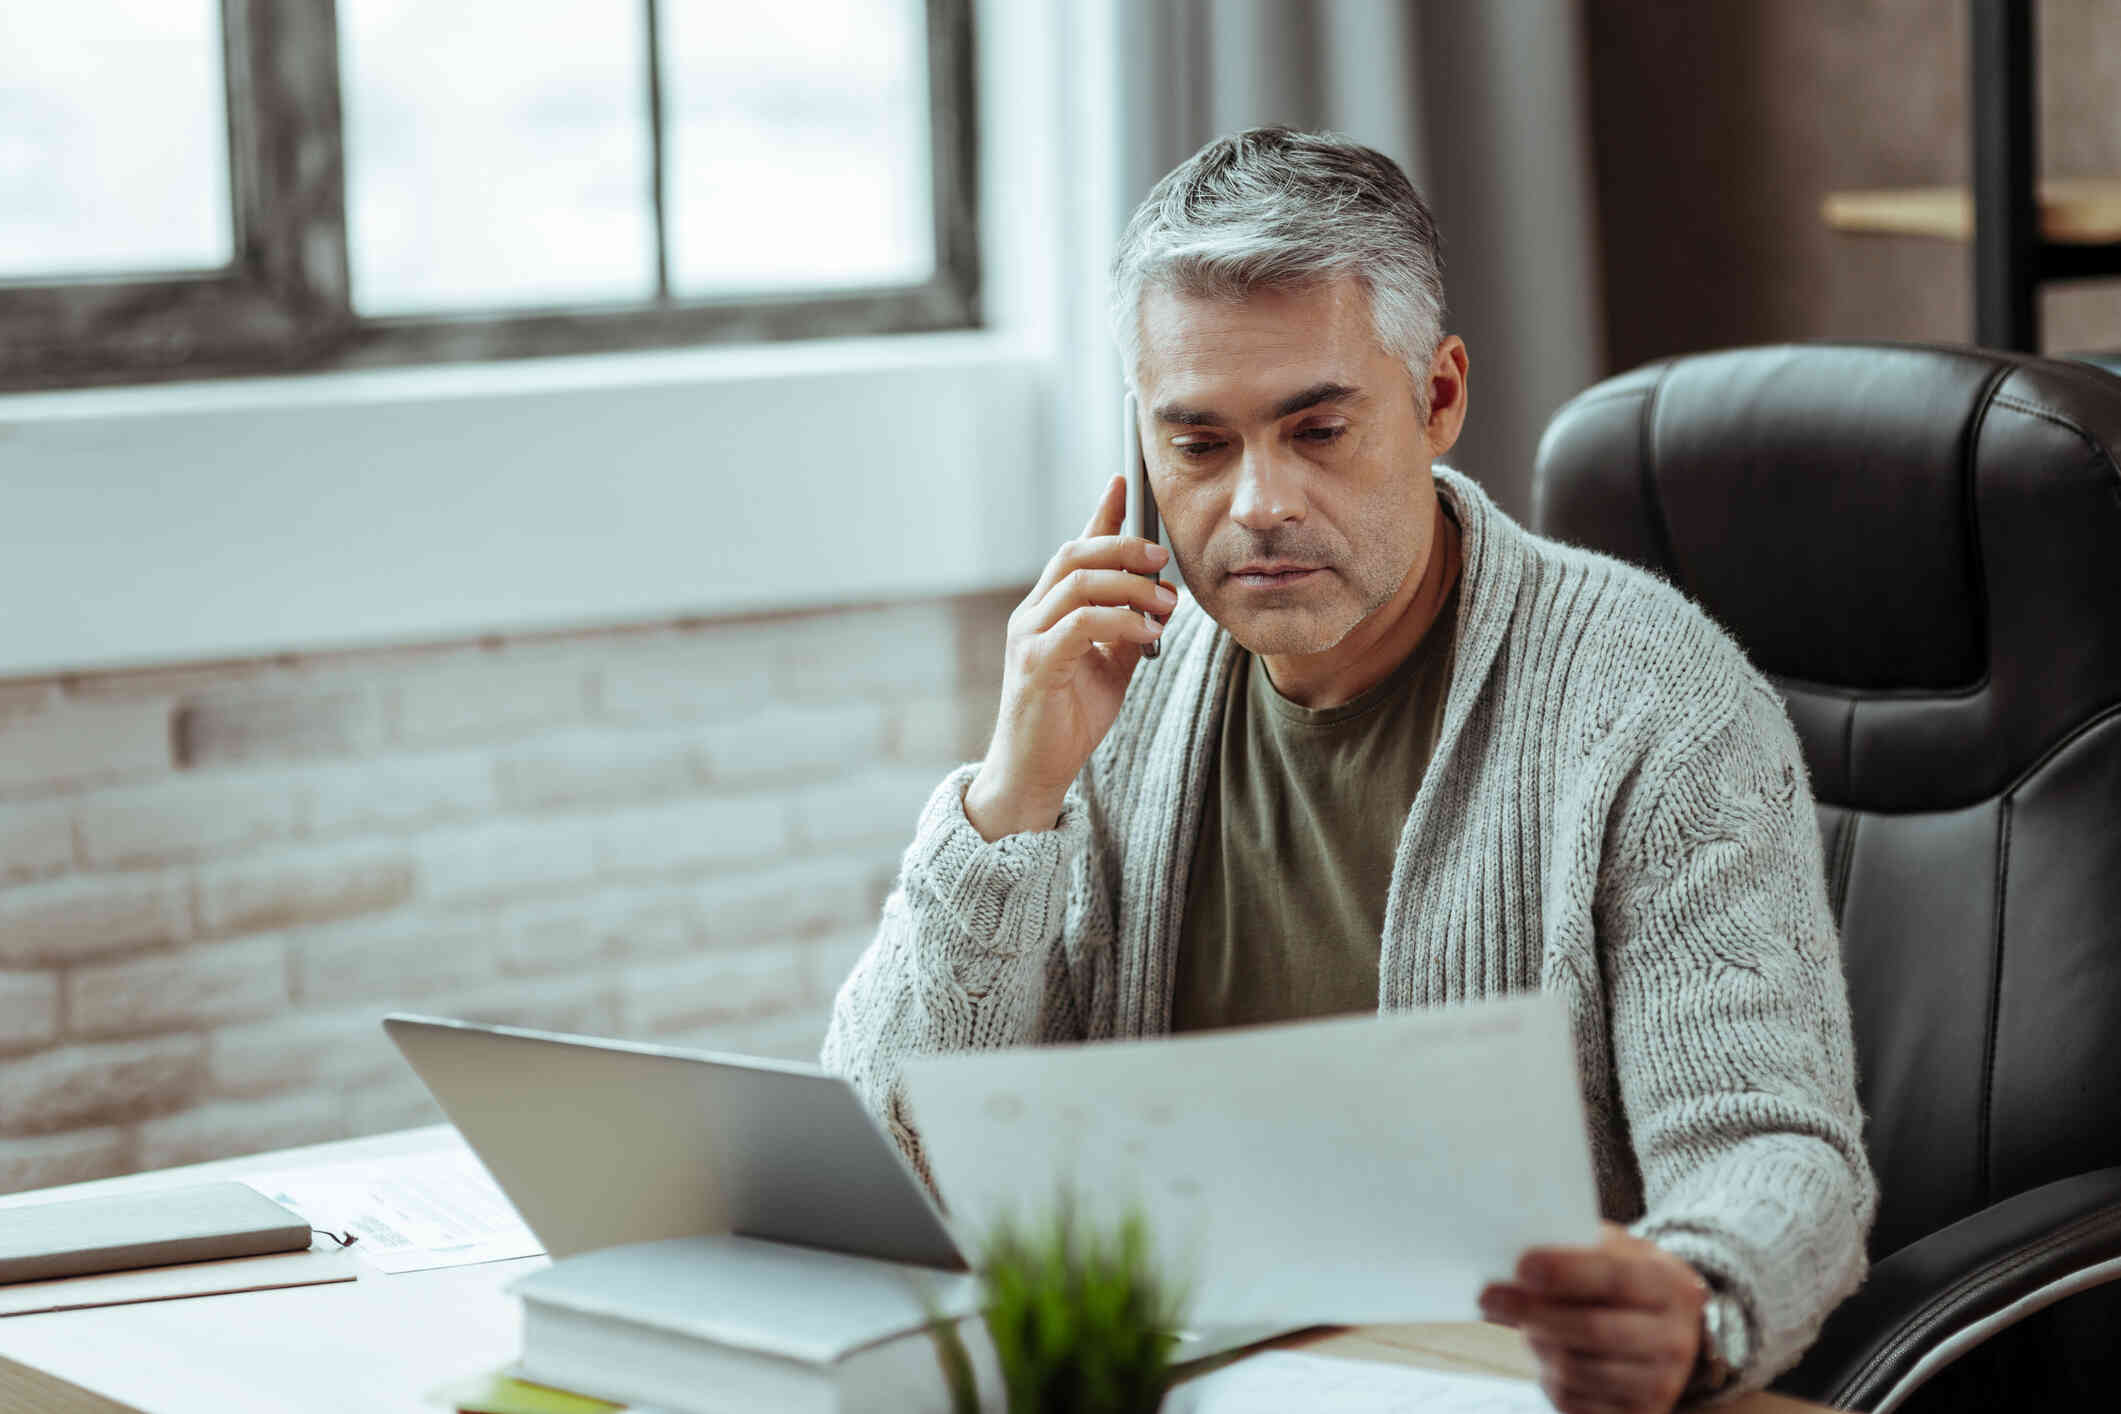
[1109, 126, 1447, 402]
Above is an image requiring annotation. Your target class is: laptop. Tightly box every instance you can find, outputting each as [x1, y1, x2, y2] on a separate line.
[381, 1013, 1293, 1359]
[382, 1012, 961, 1268]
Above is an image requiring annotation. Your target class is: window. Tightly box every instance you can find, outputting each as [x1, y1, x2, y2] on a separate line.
[0, 0, 978, 392]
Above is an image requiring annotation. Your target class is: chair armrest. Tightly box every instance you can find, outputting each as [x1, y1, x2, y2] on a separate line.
[1773, 1165, 2121, 1412]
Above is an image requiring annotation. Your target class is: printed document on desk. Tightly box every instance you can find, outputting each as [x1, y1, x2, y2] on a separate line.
[1167, 1351, 1552, 1413]
[902, 992, 1601, 1327]
[242, 1146, 542, 1273]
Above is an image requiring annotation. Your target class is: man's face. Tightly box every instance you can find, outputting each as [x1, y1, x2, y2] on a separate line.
[1133, 276, 1465, 658]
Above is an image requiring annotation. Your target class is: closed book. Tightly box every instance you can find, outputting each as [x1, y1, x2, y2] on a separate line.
[0, 1182, 311, 1284]
[509, 1235, 994, 1414]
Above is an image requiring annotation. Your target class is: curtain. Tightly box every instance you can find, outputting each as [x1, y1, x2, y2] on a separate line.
[1103, 0, 1605, 522]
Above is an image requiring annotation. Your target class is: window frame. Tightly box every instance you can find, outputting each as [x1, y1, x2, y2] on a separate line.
[0, 0, 981, 393]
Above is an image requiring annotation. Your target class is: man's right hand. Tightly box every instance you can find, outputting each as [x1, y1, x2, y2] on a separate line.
[963, 474, 1176, 841]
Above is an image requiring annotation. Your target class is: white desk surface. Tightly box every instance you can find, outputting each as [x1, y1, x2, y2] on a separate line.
[0, 1125, 535, 1414]
[0, 1127, 1837, 1414]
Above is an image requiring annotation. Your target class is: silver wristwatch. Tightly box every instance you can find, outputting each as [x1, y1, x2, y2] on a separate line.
[1685, 1288, 1748, 1400]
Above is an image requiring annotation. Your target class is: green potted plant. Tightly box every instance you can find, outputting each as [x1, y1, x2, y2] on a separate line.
[930, 1197, 1186, 1414]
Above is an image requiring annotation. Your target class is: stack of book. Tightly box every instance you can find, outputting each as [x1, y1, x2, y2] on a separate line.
[497, 1233, 995, 1414]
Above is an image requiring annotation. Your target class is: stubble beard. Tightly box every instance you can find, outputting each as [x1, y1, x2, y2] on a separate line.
[1174, 534, 1413, 659]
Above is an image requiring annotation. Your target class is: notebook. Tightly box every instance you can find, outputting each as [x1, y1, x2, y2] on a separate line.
[0, 1181, 312, 1285]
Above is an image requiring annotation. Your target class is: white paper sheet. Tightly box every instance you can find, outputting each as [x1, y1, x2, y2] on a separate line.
[1165, 1351, 1553, 1413]
[902, 992, 1601, 1327]
[241, 1147, 542, 1273]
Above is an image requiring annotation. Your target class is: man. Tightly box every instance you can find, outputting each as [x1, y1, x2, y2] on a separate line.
[823, 127, 1875, 1412]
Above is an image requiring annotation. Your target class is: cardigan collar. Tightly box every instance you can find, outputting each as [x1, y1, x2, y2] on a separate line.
[1427, 464, 1528, 773]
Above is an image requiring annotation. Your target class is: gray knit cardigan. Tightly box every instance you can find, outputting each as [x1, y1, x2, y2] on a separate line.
[822, 466, 1877, 1394]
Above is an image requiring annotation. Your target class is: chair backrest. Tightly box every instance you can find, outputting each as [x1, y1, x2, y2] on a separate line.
[1531, 342, 2121, 1261]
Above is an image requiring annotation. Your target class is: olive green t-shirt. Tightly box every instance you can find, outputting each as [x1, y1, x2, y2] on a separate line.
[1170, 575, 1461, 1033]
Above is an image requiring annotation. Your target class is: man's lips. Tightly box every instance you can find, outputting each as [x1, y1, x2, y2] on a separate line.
[1227, 563, 1325, 585]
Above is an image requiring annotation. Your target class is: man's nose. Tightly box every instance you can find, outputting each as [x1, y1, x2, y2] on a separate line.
[1228, 443, 1307, 531]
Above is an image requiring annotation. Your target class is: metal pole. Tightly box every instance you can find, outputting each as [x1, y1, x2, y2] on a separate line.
[1971, 0, 2038, 351]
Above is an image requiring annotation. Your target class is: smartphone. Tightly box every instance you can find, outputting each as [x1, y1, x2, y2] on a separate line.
[1123, 392, 1163, 659]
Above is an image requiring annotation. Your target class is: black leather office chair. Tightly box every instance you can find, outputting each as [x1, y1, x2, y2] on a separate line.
[1530, 342, 2121, 1413]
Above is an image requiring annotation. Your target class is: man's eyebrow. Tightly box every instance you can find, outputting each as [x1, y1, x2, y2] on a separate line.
[1153, 381, 1368, 427]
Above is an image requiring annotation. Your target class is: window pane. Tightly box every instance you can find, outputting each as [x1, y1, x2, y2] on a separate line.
[0, 2, 231, 280]
[340, 0, 655, 315]
[661, 0, 935, 298]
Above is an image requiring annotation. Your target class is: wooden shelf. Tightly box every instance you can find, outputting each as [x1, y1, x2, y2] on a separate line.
[1822, 176, 2121, 243]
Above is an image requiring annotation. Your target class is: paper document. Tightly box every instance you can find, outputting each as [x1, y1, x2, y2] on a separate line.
[1166, 1351, 1552, 1413]
[242, 1147, 542, 1273]
[902, 991, 1601, 1327]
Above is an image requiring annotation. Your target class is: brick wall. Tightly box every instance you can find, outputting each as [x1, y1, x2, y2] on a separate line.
[0, 590, 1017, 1194]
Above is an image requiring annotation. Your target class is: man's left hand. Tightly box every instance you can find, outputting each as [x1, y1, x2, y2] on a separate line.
[1478, 1222, 1708, 1414]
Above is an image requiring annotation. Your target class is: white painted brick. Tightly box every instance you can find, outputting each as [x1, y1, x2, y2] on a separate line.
[596, 796, 789, 879]
[889, 691, 1000, 766]
[61, 661, 278, 703]
[500, 889, 699, 976]
[0, 682, 61, 722]
[173, 678, 390, 767]
[419, 817, 601, 903]
[196, 841, 416, 938]
[772, 603, 960, 702]
[420, 975, 623, 1039]
[303, 750, 496, 839]
[287, 913, 501, 1006]
[0, 970, 58, 1053]
[791, 769, 943, 853]
[75, 772, 300, 867]
[618, 942, 814, 1036]
[133, 1092, 345, 1173]
[951, 589, 1019, 689]
[2, 1034, 207, 1135]
[208, 1005, 408, 1101]
[176, 683, 388, 767]
[342, 1073, 446, 1139]
[693, 856, 885, 949]
[695, 702, 889, 788]
[393, 657, 592, 746]
[0, 870, 190, 967]
[67, 937, 288, 1040]
[0, 697, 172, 796]
[0, 1127, 130, 1197]
[496, 727, 702, 810]
[303, 749, 499, 836]
[598, 629, 776, 724]
[0, 801, 73, 879]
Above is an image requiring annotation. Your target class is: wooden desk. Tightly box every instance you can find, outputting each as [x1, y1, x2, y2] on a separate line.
[0, 1128, 1840, 1413]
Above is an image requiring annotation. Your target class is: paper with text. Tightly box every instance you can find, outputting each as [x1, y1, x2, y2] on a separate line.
[1165, 1351, 1553, 1413]
[903, 992, 1601, 1326]
[242, 1147, 542, 1273]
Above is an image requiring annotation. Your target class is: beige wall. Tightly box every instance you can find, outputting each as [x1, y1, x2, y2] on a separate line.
[0, 592, 1014, 1194]
[1586, 0, 2121, 372]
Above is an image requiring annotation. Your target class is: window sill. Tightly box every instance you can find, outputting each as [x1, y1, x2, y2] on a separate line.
[0, 329, 1028, 422]
[0, 332, 1053, 678]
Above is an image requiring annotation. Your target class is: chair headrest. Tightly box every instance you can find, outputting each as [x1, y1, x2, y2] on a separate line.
[1532, 342, 2121, 811]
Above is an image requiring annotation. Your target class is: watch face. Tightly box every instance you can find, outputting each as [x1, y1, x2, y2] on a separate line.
[1697, 1291, 1744, 1390]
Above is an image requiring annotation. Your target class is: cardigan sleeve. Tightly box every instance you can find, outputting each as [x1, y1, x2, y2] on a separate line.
[1597, 678, 1879, 1395]
[819, 762, 1093, 1184]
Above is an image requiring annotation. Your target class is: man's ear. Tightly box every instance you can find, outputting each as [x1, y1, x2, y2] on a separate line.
[1425, 335, 1470, 459]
